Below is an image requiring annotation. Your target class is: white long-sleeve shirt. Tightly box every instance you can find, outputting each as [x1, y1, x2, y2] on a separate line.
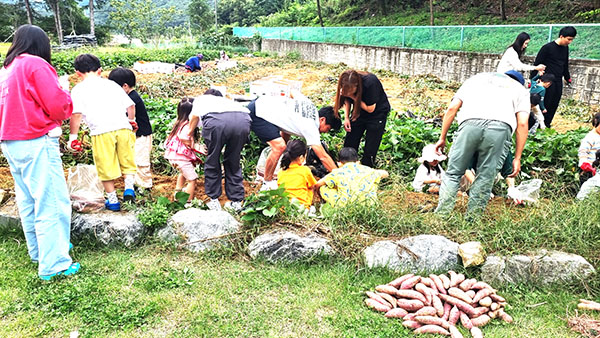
[412, 164, 444, 192]
[497, 47, 537, 73]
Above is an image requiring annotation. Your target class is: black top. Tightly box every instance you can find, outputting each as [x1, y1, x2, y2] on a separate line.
[532, 41, 570, 84]
[348, 73, 390, 120]
[129, 90, 152, 137]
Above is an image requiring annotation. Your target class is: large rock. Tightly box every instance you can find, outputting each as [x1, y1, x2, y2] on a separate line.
[158, 208, 241, 252]
[0, 198, 21, 232]
[364, 235, 460, 273]
[71, 212, 145, 247]
[481, 250, 596, 286]
[248, 231, 333, 262]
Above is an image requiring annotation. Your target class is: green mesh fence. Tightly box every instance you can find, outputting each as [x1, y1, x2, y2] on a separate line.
[234, 24, 600, 59]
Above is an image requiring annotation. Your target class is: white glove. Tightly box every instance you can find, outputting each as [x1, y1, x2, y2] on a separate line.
[507, 187, 523, 205]
[67, 134, 82, 152]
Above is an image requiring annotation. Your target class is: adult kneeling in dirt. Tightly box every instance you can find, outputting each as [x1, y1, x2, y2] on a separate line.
[247, 95, 341, 190]
[434, 70, 530, 218]
[188, 89, 251, 211]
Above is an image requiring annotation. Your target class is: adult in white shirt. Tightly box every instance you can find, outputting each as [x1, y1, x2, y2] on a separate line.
[247, 94, 342, 190]
[497, 32, 545, 74]
[434, 71, 531, 218]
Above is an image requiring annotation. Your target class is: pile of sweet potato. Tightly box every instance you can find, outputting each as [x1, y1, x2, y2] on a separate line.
[364, 272, 512, 337]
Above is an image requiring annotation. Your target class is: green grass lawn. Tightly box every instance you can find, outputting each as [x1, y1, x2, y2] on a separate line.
[0, 240, 596, 338]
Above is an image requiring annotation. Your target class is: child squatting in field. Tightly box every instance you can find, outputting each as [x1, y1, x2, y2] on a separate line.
[69, 53, 138, 212]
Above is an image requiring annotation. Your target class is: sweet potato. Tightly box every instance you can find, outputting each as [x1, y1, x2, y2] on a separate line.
[388, 273, 415, 288]
[448, 305, 460, 325]
[396, 289, 427, 304]
[396, 298, 425, 312]
[488, 309, 499, 319]
[479, 296, 492, 307]
[404, 313, 417, 321]
[442, 302, 452, 321]
[465, 290, 476, 299]
[578, 301, 600, 311]
[415, 315, 451, 329]
[438, 294, 476, 317]
[448, 271, 459, 286]
[448, 325, 464, 338]
[415, 283, 433, 305]
[470, 327, 483, 338]
[421, 277, 435, 289]
[432, 295, 445, 316]
[460, 312, 473, 330]
[377, 292, 397, 308]
[366, 291, 392, 308]
[472, 307, 490, 317]
[473, 288, 494, 303]
[430, 274, 447, 294]
[471, 281, 494, 291]
[490, 302, 499, 311]
[498, 309, 513, 323]
[385, 307, 408, 319]
[459, 278, 476, 291]
[490, 293, 506, 303]
[471, 314, 491, 327]
[402, 320, 422, 329]
[400, 275, 422, 290]
[365, 298, 391, 312]
[414, 325, 450, 335]
[375, 284, 399, 296]
[448, 287, 473, 304]
[415, 306, 438, 317]
[450, 273, 465, 287]
[439, 274, 451, 290]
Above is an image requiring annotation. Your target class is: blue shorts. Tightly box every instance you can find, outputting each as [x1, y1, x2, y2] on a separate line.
[248, 100, 281, 143]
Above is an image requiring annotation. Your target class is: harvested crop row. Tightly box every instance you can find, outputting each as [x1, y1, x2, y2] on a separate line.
[364, 272, 513, 337]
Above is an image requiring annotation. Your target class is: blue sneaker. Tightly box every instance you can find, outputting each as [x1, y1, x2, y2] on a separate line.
[123, 189, 135, 203]
[39, 262, 81, 281]
[105, 200, 121, 211]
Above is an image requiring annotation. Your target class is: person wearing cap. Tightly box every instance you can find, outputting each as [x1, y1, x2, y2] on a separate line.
[184, 53, 204, 72]
[412, 144, 447, 194]
[434, 71, 530, 218]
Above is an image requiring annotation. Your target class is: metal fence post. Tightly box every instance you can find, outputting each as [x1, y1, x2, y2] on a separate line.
[323, 27, 326, 42]
[460, 26, 464, 49]
[356, 27, 359, 44]
[548, 25, 553, 42]
[402, 26, 405, 47]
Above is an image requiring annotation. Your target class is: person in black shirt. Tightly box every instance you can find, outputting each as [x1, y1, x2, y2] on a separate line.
[333, 70, 390, 167]
[108, 67, 154, 189]
[531, 26, 576, 128]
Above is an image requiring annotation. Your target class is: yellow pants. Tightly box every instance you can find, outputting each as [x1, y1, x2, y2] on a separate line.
[91, 129, 137, 181]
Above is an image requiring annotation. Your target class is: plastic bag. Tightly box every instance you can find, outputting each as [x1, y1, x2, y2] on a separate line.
[67, 164, 105, 213]
[458, 241, 486, 267]
[255, 146, 281, 182]
[508, 179, 542, 204]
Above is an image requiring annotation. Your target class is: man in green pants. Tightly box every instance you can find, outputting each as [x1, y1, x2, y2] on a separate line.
[434, 70, 530, 218]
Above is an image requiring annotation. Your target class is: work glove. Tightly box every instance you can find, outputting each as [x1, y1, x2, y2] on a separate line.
[580, 162, 596, 176]
[128, 119, 139, 133]
[67, 134, 83, 152]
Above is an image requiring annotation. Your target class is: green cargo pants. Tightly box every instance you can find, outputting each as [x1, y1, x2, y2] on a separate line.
[435, 118, 512, 217]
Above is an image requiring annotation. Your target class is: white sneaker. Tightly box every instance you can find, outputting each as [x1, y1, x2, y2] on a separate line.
[260, 179, 278, 191]
[224, 200, 243, 212]
[206, 199, 222, 211]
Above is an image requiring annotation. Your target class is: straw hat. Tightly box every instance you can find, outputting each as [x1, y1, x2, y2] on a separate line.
[418, 144, 447, 163]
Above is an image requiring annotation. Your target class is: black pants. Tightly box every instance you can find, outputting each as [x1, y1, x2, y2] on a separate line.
[202, 112, 251, 202]
[543, 80, 563, 128]
[343, 116, 387, 168]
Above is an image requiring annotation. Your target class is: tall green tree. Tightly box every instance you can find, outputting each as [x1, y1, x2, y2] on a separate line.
[189, 0, 214, 33]
[109, 0, 180, 45]
[45, 0, 64, 42]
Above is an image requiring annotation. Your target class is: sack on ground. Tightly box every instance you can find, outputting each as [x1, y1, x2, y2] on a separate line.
[256, 146, 282, 182]
[67, 164, 105, 213]
[514, 179, 542, 203]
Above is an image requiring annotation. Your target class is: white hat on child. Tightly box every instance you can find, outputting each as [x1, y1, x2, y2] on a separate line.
[418, 144, 447, 163]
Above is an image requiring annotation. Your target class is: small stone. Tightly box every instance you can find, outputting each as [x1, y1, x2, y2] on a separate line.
[248, 231, 332, 262]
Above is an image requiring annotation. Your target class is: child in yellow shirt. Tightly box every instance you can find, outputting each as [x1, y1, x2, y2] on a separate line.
[277, 139, 317, 208]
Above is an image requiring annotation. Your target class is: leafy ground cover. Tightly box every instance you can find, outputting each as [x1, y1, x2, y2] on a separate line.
[0, 54, 599, 337]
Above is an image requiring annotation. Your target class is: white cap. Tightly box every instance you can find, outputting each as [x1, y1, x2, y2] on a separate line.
[418, 144, 447, 163]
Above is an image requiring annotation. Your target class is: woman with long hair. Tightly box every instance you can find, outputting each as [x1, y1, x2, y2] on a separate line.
[333, 69, 390, 168]
[0, 25, 79, 280]
[497, 32, 546, 73]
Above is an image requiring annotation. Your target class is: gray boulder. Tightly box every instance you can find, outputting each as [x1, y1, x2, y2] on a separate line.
[71, 212, 145, 247]
[248, 231, 333, 262]
[481, 250, 596, 286]
[0, 198, 21, 232]
[364, 235, 460, 273]
[158, 208, 241, 252]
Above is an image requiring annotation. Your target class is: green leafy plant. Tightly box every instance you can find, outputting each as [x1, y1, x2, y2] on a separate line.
[137, 192, 189, 230]
[240, 186, 301, 228]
